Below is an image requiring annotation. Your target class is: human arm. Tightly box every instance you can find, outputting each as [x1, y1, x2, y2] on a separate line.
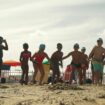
[30, 53, 35, 62]
[103, 49, 105, 65]
[19, 52, 22, 62]
[45, 53, 51, 64]
[59, 60, 63, 68]
[59, 52, 63, 68]
[30, 52, 32, 61]
[62, 52, 71, 60]
[89, 46, 96, 60]
[86, 54, 89, 69]
[2, 39, 8, 50]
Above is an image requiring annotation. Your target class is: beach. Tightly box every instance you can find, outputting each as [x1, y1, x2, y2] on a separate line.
[0, 83, 105, 105]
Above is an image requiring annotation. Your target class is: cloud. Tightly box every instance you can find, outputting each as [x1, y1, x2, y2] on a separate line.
[0, 0, 105, 69]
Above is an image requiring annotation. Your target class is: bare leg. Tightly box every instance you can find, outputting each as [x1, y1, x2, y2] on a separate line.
[0, 69, 1, 77]
[51, 63, 60, 84]
[69, 70, 74, 84]
[98, 72, 102, 85]
[94, 71, 100, 85]
[21, 70, 25, 81]
[83, 69, 86, 84]
[56, 70, 60, 83]
[78, 68, 83, 85]
[21, 66, 25, 80]
[92, 70, 94, 84]
[91, 63, 94, 84]
[52, 70, 56, 84]
[0, 63, 2, 77]
[33, 63, 38, 83]
[25, 65, 29, 85]
[38, 64, 45, 85]
[20, 66, 25, 85]
[100, 73, 103, 85]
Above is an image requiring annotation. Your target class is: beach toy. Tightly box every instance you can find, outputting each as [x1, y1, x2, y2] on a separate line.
[63, 65, 73, 82]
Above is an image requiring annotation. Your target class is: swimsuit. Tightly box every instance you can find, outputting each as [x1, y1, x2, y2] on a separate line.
[33, 52, 47, 64]
[92, 60, 103, 74]
[71, 62, 81, 68]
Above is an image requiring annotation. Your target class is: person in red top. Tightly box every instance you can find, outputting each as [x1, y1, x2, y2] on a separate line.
[20, 43, 31, 85]
[31, 44, 50, 85]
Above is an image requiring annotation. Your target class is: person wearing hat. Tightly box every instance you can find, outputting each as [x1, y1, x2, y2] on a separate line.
[89, 38, 105, 85]
[31, 44, 50, 85]
[62, 43, 83, 85]
[0, 36, 8, 77]
[81, 47, 89, 84]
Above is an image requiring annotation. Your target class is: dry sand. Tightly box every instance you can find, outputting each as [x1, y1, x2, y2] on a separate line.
[0, 83, 105, 105]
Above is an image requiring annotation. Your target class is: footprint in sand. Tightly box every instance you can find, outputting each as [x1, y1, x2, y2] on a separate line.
[98, 94, 105, 99]
[83, 97, 96, 102]
[0, 85, 9, 89]
[15, 99, 35, 105]
[0, 100, 4, 105]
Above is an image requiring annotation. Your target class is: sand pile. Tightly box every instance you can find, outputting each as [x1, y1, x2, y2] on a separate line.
[48, 83, 84, 90]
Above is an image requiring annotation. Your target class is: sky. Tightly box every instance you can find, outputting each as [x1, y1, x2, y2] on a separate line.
[0, 0, 105, 70]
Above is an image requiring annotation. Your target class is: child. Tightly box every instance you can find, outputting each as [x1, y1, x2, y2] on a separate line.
[20, 43, 31, 85]
[0, 36, 8, 77]
[31, 44, 50, 85]
[89, 38, 105, 85]
[50, 43, 63, 84]
[81, 47, 89, 84]
[62, 43, 82, 85]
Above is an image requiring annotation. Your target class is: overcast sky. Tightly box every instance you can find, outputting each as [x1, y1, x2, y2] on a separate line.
[0, 0, 105, 69]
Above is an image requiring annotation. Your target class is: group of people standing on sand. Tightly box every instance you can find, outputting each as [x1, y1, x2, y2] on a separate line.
[0, 36, 105, 86]
[19, 37, 105, 86]
[62, 38, 105, 86]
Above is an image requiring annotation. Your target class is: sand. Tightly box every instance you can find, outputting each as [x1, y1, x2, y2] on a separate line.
[0, 83, 105, 105]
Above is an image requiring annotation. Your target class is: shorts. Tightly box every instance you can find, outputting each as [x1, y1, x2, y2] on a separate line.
[92, 60, 103, 74]
[51, 62, 59, 71]
[51, 62, 60, 75]
[71, 62, 81, 68]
